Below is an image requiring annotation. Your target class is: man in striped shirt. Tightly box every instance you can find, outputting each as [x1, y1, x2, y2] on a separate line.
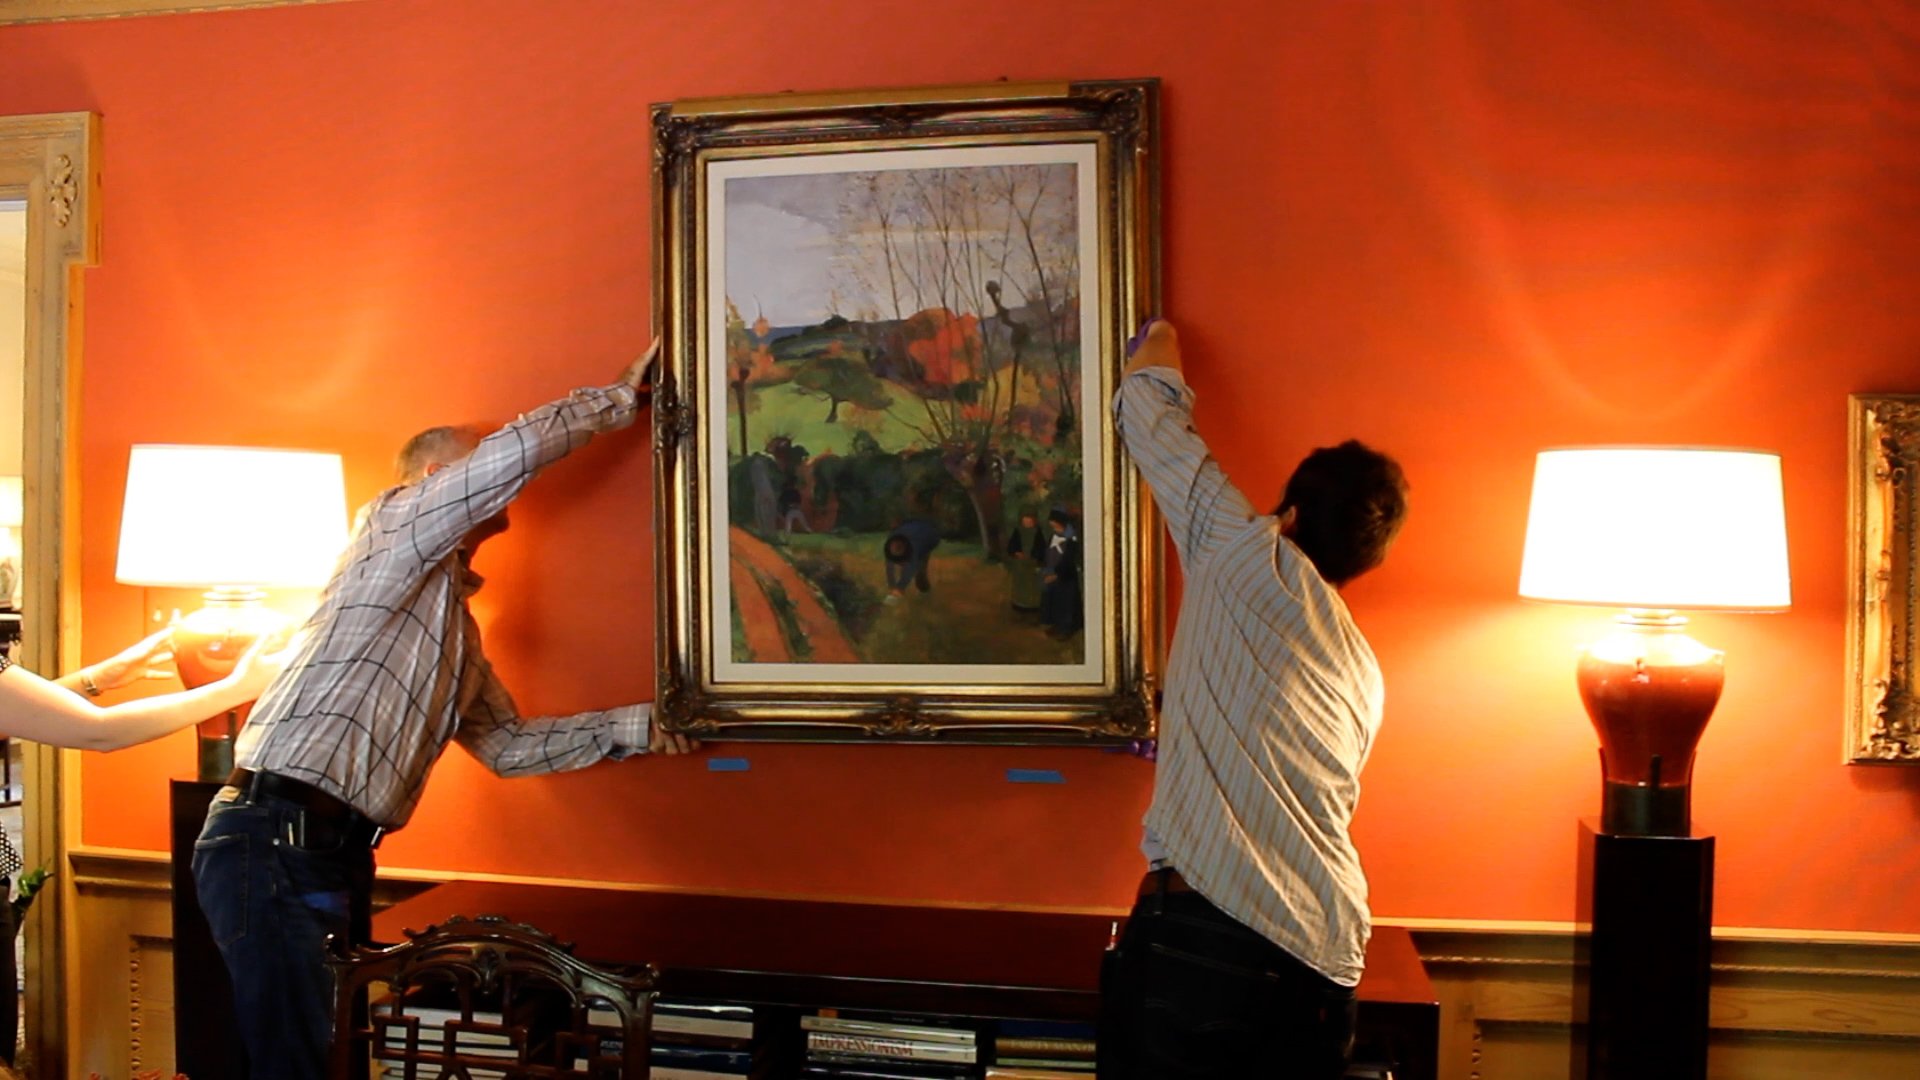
[1101, 319, 1408, 1078]
[192, 344, 694, 1080]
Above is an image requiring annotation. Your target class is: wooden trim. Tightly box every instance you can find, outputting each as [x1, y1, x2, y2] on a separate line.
[0, 109, 99, 1080]
[66, 844, 1134, 916]
[60, 848, 1920, 1079]
[0, 0, 359, 25]
[1410, 925, 1920, 1078]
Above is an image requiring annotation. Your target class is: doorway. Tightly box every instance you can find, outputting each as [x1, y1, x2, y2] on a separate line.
[0, 112, 100, 1080]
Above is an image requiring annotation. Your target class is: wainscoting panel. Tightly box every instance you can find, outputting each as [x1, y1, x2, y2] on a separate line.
[61, 851, 1920, 1080]
[1411, 925, 1920, 1080]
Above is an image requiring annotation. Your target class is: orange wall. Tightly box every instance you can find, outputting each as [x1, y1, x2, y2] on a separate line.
[3, 0, 1916, 931]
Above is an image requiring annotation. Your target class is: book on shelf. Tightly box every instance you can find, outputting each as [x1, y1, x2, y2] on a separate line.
[794, 1060, 975, 1076]
[800, 1015, 977, 1046]
[984, 1069, 1099, 1080]
[993, 1057, 1094, 1070]
[992, 1036, 1095, 1058]
[805, 1031, 977, 1063]
[800, 1055, 975, 1079]
[588, 1000, 757, 1044]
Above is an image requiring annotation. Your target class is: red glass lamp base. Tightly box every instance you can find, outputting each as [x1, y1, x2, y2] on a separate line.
[171, 587, 287, 782]
[1578, 611, 1725, 837]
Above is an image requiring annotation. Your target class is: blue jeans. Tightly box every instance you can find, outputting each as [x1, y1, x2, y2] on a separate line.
[191, 789, 374, 1080]
[1098, 872, 1357, 1079]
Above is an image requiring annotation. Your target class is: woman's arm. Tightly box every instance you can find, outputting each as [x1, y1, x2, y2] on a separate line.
[0, 641, 286, 752]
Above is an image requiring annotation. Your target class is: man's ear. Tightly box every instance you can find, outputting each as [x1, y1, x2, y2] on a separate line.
[424, 461, 445, 477]
[1277, 505, 1299, 537]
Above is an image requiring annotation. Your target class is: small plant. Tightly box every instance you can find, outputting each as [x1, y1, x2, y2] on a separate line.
[12, 866, 51, 937]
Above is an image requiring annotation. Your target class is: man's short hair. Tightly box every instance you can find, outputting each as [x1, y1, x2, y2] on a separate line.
[1276, 440, 1408, 587]
[394, 425, 484, 483]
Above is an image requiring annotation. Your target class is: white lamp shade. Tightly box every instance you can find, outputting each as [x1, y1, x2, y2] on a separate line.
[115, 445, 349, 589]
[1518, 447, 1791, 611]
[0, 476, 20, 529]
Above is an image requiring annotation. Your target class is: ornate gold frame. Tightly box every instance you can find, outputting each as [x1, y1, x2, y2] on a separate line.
[651, 80, 1161, 743]
[1846, 394, 1920, 762]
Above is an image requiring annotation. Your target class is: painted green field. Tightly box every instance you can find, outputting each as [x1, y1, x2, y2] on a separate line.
[777, 532, 1082, 666]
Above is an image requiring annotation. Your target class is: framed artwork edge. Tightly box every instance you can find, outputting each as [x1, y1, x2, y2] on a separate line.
[1845, 393, 1920, 763]
[650, 78, 1163, 745]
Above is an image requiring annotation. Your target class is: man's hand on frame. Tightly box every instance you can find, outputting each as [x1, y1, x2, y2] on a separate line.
[650, 724, 699, 756]
[620, 337, 662, 395]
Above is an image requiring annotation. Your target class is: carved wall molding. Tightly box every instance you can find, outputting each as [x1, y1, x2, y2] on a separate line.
[0, 0, 359, 25]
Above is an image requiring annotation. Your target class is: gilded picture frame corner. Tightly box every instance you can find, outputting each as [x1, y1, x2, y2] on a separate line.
[650, 79, 1162, 745]
[1845, 393, 1920, 764]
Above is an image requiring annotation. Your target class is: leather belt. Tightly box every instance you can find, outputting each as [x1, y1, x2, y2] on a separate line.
[227, 768, 385, 849]
[1139, 867, 1197, 898]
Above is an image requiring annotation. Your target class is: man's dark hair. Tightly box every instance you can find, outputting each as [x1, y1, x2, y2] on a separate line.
[1276, 440, 1408, 587]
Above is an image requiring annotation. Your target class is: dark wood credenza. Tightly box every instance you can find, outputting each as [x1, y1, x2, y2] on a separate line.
[173, 779, 1439, 1079]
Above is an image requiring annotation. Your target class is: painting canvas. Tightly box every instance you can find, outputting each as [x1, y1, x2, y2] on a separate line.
[709, 146, 1101, 684]
[653, 81, 1160, 741]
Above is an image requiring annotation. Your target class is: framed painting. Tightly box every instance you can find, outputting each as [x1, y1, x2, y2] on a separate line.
[1846, 394, 1920, 763]
[651, 80, 1161, 742]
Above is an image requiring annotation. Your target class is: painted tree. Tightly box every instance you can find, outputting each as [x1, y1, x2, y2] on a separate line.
[827, 163, 1082, 554]
[793, 352, 892, 421]
[725, 301, 781, 459]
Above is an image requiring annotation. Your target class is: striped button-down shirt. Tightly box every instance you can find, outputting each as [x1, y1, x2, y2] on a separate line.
[1114, 366, 1383, 987]
[235, 382, 651, 829]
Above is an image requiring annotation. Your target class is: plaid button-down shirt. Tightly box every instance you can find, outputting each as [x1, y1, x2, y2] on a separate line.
[235, 382, 650, 829]
[1114, 367, 1384, 987]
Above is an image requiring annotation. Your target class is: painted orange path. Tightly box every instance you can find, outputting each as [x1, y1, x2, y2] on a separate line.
[728, 554, 789, 662]
[729, 526, 859, 663]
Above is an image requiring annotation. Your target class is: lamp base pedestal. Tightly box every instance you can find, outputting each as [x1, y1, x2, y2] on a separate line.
[1600, 780, 1692, 836]
[196, 714, 239, 784]
[1574, 820, 1713, 1080]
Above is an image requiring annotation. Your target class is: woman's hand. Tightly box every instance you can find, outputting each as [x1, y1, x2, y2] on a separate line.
[88, 629, 176, 692]
[225, 632, 294, 701]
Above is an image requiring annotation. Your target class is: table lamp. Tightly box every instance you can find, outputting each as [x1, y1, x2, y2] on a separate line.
[1518, 447, 1790, 836]
[115, 445, 348, 780]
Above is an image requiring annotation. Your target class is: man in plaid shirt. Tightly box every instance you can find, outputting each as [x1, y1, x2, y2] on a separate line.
[193, 343, 692, 1080]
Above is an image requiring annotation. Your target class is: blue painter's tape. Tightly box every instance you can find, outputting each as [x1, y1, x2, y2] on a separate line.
[1006, 768, 1066, 784]
[707, 758, 751, 773]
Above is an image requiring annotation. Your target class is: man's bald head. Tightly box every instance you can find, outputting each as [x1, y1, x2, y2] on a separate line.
[394, 425, 488, 484]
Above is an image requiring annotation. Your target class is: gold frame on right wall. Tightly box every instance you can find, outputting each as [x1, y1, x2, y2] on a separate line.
[1846, 393, 1920, 763]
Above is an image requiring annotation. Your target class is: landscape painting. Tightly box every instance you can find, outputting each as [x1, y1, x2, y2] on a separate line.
[706, 146, 1103, 685]
[652, 80, 1160, 742]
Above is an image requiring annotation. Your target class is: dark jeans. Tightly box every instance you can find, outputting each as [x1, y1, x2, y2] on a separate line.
[1099, 871, 1357, 1080]
[192, 789, 374, 1080]
[0, 875, 14, 1065]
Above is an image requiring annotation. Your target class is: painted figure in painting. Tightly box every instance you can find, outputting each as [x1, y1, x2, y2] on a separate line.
[1041, 506, 1083, 639]
[1005, 509, 1044, 616]
[883, 518, 941, 598]
[721, 158, 1090, 668]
